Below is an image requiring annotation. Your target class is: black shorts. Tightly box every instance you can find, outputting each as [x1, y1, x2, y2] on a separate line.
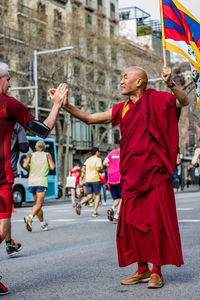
[86, 182, 101, 194]
[110, 184, 122, 200]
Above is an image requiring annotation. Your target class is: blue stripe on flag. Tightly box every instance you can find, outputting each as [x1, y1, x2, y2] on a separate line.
[164, 18, 185, 35]
[185, 15, 200, 42]
[163, 0, 182, 24]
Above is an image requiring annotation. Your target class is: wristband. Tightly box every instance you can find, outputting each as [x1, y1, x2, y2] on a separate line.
[167, 80, 176, 88]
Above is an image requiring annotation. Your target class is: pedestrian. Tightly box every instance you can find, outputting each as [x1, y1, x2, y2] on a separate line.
[99, 168, 107, 205]
[5, 123, 29, 257]
[75, 147, 102, 217]
[192, 148, 200, 188]
[0, 62, 67, 295]
[60, 65, 189, 288]
[103, 148, 121, 224]
[69, 163, 81, 207]
[23, 140, 55, 232]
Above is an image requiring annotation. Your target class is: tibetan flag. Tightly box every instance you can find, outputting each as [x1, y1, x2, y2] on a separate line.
[160, 0, 200, 107]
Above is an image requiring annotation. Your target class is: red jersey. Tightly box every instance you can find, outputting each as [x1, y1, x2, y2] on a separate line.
[0, 94, 34, 185]
[100, 172, 107, 184]
[70, 168, 81, 186]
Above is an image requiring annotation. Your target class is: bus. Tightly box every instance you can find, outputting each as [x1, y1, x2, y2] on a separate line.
[13, 136, 58, 207]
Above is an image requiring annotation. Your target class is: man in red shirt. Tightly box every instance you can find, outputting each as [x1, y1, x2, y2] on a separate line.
[0, 62, 67, 295]
[59, 65, 189, 288]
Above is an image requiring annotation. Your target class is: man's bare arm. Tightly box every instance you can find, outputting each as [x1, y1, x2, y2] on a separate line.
[44, 83, 68, 130]
[64, 104, 112, 124]
[192, 148, 200, 166]
[162, 66, 189, 107]
[49, 88, 112, 124]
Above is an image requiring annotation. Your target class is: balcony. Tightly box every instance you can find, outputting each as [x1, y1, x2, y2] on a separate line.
[17, 3, 48, 23]
[71, 0, 83, 5]
[1, 27, 25, 43]
[85, 0, 95, 12]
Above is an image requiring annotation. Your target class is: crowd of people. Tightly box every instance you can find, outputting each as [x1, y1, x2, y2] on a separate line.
[67, 147, 122, 221]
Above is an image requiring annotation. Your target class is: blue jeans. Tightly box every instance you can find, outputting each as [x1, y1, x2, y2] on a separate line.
[100, 184, 107, 203]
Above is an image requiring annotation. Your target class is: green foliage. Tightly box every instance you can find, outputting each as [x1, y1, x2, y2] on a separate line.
[137, 25, 152, 36]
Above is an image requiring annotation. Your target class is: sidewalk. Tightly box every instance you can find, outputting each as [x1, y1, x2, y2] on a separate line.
[174, 184, 200, 193]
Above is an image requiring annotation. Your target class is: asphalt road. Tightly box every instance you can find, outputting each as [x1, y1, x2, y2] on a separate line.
[1, 191, 200, 300]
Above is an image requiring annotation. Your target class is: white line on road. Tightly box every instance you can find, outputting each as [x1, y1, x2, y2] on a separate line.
[88, 219, 110, 222]
[179, 219, 200, 223]
[177, 208, 193, 211]
[51, 219, 76, 222]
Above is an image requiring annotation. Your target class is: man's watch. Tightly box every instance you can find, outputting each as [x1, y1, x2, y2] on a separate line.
[167, 80, 176, 88]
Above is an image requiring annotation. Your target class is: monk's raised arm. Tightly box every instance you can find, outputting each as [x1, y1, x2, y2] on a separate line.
[161, 66, 189, 108]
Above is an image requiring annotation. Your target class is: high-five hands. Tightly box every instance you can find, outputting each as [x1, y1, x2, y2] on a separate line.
[49, 83, 68, 108]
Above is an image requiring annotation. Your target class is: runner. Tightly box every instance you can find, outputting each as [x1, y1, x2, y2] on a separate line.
[23, 140, 55, 232]
[0, 62, 67, 295]
[69, 163, 81, 207]
[75, 148, 102, 217]
[103, 148, 121, 223]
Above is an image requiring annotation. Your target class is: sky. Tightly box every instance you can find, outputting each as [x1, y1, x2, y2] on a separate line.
[118, 0, 200, 21]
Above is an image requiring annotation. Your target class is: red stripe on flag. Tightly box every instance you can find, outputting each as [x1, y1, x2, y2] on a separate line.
[165, 28, 189, 44]
[163, 4, 182, 28]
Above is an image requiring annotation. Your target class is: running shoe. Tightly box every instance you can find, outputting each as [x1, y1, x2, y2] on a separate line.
[113, 217, 118, 224]
[92, 212, 100, 217]
[6, 239, 22, 257]
[24, 215, 33, 232]
[41, 221, 48, 231]
[107, 208, 114, 221]
[75, 203, 82, 215]
[0, 277, 8, 295]
[88, 201, 95, 207]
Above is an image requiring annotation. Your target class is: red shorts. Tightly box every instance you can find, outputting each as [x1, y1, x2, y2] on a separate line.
[0, 184, 13, 219]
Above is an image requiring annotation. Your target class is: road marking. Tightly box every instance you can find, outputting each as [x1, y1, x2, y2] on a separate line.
[179, 219, 200, 223]
[0, 240, 115, 265]
[51, 219, 76, 222]
[177, 208, 193, 211]
[88, 219, 110, 222]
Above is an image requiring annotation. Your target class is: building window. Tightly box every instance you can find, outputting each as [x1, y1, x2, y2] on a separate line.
[74, 93, 82, 108]
[86, 68, 94, 83]
[97, 19, 104, 34]
[87, 39, 93, 58]
[99, 127, 108, 143]
[189, 134, 195, 147]
[114, 130, 120, 144]
[85, 13, 92, 26]
[74, 65, 80, 77]
[110, 2, 115, 19]
[99, 101, 106, 112]
[97, 71, 105, 86]
[54, 9, 62, 27]
[97, 0, 103, 8]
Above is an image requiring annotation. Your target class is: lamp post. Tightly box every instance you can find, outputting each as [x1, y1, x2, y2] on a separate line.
[33, 46, 73, 119]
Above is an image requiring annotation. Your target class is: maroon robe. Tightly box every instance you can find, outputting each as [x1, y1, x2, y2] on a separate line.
[112, 89, 184, 268]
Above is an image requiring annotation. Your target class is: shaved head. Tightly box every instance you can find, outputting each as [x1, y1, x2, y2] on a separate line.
[123, 66, 148, 84]
[120, 66, 148, 98]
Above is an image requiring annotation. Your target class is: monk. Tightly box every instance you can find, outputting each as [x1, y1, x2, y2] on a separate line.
[52, 66, 189, 288]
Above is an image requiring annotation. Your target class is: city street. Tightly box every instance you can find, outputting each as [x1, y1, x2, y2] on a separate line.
[1, 191, 200, 300]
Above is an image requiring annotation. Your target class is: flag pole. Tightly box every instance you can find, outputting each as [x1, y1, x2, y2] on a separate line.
[160, 0, 167, 67]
